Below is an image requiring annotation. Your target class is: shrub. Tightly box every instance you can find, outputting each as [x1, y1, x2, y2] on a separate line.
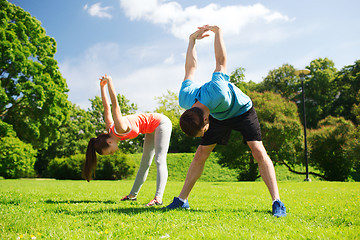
[308, 116, 355, 181]
[46, 152, 135, 180]
[95, 152, 136, 180]
[0, 136, 37, 178]
[46, 154, 84, 180]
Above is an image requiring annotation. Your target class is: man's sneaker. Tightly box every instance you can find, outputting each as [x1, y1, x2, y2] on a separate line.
[120, 195, 137, 201]
[164, 197, 190, 210]
[272, 199, 287, 217]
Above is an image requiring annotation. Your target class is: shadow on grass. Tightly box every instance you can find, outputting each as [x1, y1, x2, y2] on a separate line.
[49, 203, 273, 217]
[44, 199, 117, 204]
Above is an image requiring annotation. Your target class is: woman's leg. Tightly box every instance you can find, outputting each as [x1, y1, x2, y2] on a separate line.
[129, 133, 155, 197]
[153, 116, 172, 200]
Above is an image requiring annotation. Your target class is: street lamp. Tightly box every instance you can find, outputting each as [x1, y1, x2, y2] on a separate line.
[294, 69, 311, 182]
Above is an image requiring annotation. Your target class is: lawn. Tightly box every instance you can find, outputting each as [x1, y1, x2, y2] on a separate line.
[0, 179, 359, 239]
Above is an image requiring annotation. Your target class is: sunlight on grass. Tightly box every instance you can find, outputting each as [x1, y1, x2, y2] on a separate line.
[0, 179, 359, 239]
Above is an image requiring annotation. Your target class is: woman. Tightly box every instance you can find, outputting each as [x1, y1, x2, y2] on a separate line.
[84, 74, 172, 207]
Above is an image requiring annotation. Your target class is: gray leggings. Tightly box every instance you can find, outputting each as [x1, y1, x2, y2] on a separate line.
[129, 115, 172, 199]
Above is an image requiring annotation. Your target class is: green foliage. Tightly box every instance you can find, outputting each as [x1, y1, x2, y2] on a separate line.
[332, 60, 360, 124]
[302, 58, 338, 128]
[308, 116, 355, 181]
[250, 92, 304, 165]
[0, 136, 37, 178]
[344, 125, 360, 181]
[230, 67, 260, 94]
[0, 119, 16, 138]
[46, 151, 135, 180]
[230, 67, 246, 85]
[261, 64, 298, 100]
[46, 154, 84, 180]
[351, 90, 360, 125]
[35, 104, 96, 175]
[216, 91, 303, 181]
[0, 1, 70, 150]
[95, 151, 136, 180]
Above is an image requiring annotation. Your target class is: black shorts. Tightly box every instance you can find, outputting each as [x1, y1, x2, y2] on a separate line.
[200, 106, 262, 146]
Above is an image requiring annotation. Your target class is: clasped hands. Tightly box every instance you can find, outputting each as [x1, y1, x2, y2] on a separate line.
[99, 74, 112, 87]
[189, 25, 220, 41]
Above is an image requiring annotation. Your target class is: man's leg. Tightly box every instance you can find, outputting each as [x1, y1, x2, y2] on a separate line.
[179, 144, 216, 200]
[247, 141, 279, 201]
[247, 140, 286, 217]
[165, 144, 216, 209]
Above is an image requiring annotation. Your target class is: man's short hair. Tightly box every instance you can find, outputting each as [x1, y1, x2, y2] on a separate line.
[179, 107, 205, 137]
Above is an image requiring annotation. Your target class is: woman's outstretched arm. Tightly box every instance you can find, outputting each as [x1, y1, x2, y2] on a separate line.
[101, 74, 130, 134]
[100, 78, 113, 132]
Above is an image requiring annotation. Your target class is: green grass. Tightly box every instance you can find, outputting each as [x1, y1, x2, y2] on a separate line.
[0, 179, 359, 239]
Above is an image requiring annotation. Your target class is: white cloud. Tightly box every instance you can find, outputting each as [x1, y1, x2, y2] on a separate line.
[59, 42, 185, 112]
[119, 0, 294, 40]
[164, 54, 175, 64]
[84, 3, 113, 19]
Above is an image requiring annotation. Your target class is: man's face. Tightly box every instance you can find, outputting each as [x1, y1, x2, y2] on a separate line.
[195, 122, 209, 137]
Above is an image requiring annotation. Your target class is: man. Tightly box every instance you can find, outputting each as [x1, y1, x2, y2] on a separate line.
[164, 25, 286, 217]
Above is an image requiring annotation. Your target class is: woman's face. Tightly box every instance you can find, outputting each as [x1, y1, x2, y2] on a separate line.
[102, 140, 119, 155]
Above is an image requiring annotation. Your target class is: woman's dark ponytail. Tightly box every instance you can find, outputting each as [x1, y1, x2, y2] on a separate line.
[83, 133, 110, 182]
[84, 138, 97, 182]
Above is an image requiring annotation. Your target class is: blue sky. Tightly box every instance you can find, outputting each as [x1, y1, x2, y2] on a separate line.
[9, 0, 360, 112]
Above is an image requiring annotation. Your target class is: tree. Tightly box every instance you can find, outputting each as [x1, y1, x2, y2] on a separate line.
[154, 90, 200, 152]
[0, 119, 37, 178]
[331, 60, 360, 125]
[230, 67, 260, 94]
[216, 91, 304, 181]
[35, 104, 96, 175]
[0, 1, 69, 150]
[308, 116, 356, 181]
[301, 58, 338, 128]
[343, 125, 360, 181]
[262, 64, 299, 100]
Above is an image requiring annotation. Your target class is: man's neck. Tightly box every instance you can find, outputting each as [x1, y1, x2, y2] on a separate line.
[192, 101, 210, 117]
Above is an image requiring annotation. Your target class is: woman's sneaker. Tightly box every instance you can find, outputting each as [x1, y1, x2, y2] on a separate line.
[120, 195, 137, 201]
[145, 199, 163, 207]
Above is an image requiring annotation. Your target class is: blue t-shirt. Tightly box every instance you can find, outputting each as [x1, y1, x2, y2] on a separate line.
[179, 72, 252, 120]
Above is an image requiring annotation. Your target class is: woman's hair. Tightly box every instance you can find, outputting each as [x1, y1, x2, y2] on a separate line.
[179, 107, 205, 137]
[83, 133, 110, 182]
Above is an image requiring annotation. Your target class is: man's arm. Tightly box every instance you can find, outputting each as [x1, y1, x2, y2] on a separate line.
[205, 25, 227, 74]
[102, 74, 130, 134]
[184, 27, 210, 81]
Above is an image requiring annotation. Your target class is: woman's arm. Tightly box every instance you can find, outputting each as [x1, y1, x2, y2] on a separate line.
[102, 74, 130, 134]
[100, 78, 113, 132]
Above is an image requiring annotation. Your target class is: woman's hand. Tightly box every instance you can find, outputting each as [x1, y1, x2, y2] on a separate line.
[99, 74, 112, 87]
